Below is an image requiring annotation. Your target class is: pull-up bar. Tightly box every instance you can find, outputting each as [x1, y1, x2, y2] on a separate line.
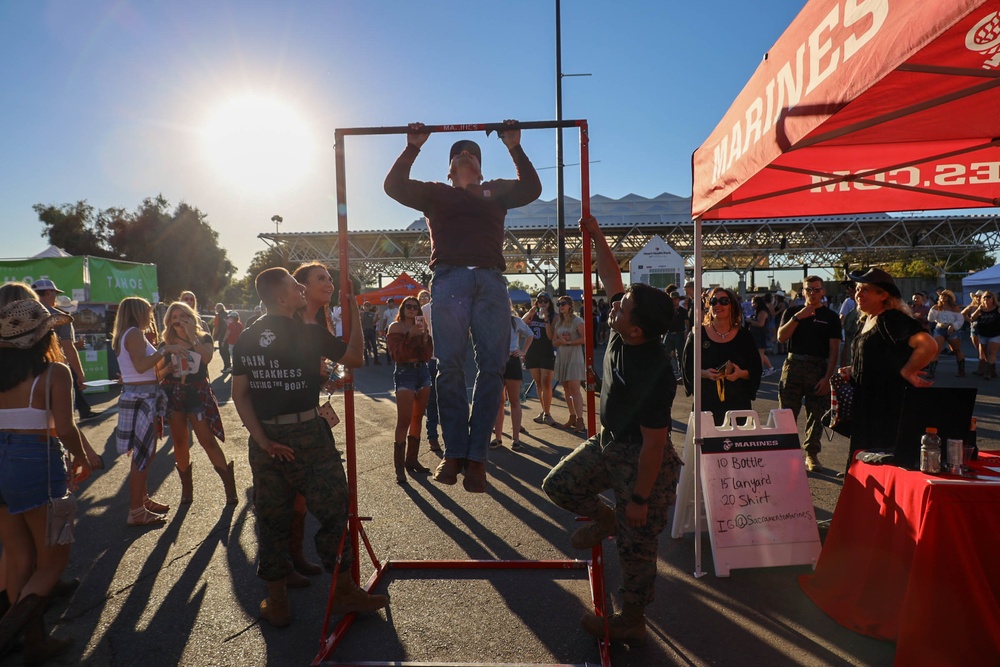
[318, 119, 607, 667]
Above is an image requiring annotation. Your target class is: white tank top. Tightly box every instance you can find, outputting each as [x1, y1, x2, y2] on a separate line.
[0, 373, 55, 430]
[117, 327, 159, 383]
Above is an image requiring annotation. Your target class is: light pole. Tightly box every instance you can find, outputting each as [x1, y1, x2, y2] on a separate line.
[555, 0, 590, 295]
[271, 214, 283, 235]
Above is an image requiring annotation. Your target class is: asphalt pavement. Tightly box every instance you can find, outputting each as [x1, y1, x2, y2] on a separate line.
[9, 340, 997, 667]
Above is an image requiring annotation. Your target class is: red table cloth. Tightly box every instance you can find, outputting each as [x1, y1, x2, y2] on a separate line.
[799, 452, 1000, 666]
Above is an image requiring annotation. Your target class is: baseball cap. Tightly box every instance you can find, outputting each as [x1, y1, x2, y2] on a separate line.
[30, 278, 64, 294]
[449, 140, 482, 166]
[848, 267, 901, 298]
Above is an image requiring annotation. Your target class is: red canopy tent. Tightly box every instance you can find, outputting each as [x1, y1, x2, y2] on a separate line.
[693, 0, 1000, 219]
[354, 271, 426, 305]
[690, 1, 1000, 662]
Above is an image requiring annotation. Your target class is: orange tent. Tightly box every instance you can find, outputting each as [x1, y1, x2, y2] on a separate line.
[355, 272, 426, 305]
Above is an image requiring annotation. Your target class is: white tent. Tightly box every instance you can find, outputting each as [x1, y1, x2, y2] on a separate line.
[31, 245, 72, 259]
[962, 264, 1000, 296]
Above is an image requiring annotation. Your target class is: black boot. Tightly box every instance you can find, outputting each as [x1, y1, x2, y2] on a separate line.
[957, 359, 966, 378]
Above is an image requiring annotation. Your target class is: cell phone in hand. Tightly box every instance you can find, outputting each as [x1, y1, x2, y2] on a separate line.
[415, 315, 424, 325]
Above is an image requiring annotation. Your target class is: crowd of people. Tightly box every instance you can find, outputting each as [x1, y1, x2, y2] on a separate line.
[1, 125, 992, 658]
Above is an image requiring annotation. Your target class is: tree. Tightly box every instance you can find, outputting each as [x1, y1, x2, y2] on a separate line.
[882, 250, 995, 280]
[102, 195, 236, 305]
[34, 201, 112, 257]
[505, 278, 536, 293]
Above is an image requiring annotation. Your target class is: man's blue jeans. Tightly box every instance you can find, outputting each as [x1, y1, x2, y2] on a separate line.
[425, 357, 440, 441]
[430, 265, 511, 463]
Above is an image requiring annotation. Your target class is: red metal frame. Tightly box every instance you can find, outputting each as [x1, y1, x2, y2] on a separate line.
[312, 120, 609, 667]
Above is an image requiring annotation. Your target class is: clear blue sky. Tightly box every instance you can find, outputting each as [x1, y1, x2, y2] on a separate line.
[1, 1, 808, 285]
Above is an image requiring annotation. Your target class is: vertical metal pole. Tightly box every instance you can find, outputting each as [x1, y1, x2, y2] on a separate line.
[692, 217, 705, 578]
[334, 131, 361, 581]
[555, 0, 567, 295]
[579, 122, 596, 433]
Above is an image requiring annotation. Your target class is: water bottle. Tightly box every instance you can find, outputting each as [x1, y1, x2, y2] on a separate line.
[919, 427, 941, 474]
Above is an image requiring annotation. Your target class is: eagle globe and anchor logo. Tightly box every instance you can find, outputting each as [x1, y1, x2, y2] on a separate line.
[722, 438, 735, 451]
[967, 10, 1000, 69]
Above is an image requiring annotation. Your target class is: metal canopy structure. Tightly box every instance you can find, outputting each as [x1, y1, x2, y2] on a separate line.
[259, 192, 1000, 286]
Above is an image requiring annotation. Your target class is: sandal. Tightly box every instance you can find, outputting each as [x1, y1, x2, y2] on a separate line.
[144, 497, 169, 514]
[489, 439, 503, 449]
[127, 506, 167, 527]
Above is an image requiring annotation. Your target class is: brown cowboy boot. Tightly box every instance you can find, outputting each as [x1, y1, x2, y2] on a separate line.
[214, 460, 238, 505]
[22, 608, 73, 665]
[393, 441, 406, 484]
[404, 435, 431, 474]
[176, 463, 193, 504]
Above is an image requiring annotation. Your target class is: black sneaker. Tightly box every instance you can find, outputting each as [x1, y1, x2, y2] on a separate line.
[511, 440, 523, 451]
[78, 411, 102, 421]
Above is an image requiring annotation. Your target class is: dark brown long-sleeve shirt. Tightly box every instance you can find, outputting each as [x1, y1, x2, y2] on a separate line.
[384, 143, 542, 271]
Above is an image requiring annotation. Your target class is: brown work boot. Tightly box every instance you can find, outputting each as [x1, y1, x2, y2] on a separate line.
[580, 604, 647, 644]
[571, 502, 617, 550]
[433, 457, 463, 485]
[259, 580, 291, 628]
[805, 453, 823, 473]
[285, 569, 311, 589]
[330, 571, 388, 615]
[462, 459, 488, 493]
[290, 510, 322, 576]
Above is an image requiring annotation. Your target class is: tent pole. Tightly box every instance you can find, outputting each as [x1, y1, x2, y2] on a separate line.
[692, 216, 705, 579]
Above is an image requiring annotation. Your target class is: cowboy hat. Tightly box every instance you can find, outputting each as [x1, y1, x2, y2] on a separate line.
[0, 299, 72, 349]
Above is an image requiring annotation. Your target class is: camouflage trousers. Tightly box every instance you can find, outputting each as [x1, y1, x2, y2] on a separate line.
[248, 417, 351, 581]
[777, 357, 829, 455]
[542, 432, 682, 608]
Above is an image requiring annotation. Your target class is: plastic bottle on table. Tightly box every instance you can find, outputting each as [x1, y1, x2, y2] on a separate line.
[919, 427, 941, 474]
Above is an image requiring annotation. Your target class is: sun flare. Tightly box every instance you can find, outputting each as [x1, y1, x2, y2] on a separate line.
[200, 94, 318, 196]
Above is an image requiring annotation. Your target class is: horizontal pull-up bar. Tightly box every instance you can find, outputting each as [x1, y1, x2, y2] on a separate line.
[336, 119, 586, 138]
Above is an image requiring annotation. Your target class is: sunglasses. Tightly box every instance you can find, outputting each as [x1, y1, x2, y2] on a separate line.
[537, 298, 550, 303]
[403, 304, 420, 310]
[709, 296, 731, 306]
[558, 301, 572, 307]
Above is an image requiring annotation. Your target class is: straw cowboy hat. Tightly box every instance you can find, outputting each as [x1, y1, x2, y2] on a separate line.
[0, 299, 72, 349]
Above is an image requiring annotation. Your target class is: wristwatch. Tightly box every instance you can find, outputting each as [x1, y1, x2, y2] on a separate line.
[791, 314, 800, 322]
[630, 492, 648, 505]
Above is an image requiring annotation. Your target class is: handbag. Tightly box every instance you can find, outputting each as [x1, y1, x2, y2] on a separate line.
[822, 373, 854, 437]
[43, 366, 77, 546]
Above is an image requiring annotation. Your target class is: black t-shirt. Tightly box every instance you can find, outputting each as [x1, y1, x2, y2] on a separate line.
[976, 308, 1000, 337]
[667, 305, 688, 334]
[232, 314, 347, 421]
[780, 305, 841, 358]
[600, 293, 676, 441]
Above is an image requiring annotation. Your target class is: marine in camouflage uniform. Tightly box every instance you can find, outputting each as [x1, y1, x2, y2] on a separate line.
[232, 268, 386, 628]
[247, 419, 350, 580]
[543, 431, 680, 610]
[542, 215, 678, 644]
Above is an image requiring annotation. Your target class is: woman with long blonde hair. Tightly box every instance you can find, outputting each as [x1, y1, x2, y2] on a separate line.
[160, 301, 237, 505]
[387, 296, 434, 483]
[552, 296, 586, 433]
[927, 289, 967, 378]
[112, 297, 186, 527]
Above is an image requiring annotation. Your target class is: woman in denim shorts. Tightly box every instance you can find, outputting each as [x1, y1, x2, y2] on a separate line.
[387, 297, 434, 484]
[0, 296, 93, 658]
[927, 290, 967, 378]
[969, 290, 1000, 379]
